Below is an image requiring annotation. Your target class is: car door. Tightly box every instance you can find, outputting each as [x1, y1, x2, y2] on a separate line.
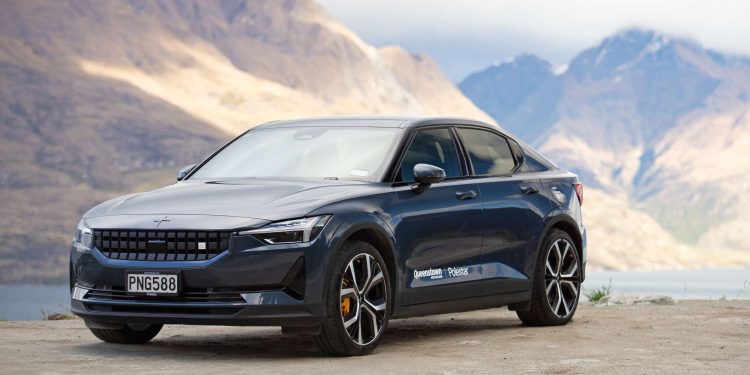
[394, 127, 484, 305]
[454, 127, 551, 296]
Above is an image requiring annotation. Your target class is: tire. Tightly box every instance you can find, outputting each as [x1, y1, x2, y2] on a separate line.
[517, 229, 582, 326]
[313, 240, 391, 356]
[88, 323, 163, 344]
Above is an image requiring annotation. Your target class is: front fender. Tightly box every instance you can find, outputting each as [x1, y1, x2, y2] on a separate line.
[311, 212, 401, 313]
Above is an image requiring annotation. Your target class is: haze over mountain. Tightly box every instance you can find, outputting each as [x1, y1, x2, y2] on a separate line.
[0, 0, 490, 283]
[3, 0, 745, 283]
[461, 29, 750, 268]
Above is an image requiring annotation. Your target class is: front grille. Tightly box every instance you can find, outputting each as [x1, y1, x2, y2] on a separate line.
[94, 230, 230, 261]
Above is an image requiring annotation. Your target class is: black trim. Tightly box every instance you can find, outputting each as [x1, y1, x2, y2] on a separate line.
[449, 126, 472, 177]
[384, 127, 417, 183]
[507, 138, 526, 174]
[281, 257, 306, 300]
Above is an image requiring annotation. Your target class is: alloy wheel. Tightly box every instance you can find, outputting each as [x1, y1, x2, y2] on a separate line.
[544, 239, 580, 318]
[339, 253, 388, 346]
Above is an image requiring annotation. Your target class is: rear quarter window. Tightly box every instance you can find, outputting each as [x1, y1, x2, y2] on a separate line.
[456, 128, 515, 175]
[520, 146, 553, 173]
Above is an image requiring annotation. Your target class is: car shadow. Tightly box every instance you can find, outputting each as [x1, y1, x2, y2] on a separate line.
[73, 314, 524, 360]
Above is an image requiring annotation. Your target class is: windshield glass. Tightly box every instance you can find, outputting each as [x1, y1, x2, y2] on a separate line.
[190, 127, 400, 181]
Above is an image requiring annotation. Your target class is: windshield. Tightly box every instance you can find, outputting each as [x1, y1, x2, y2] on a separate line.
[190, 127, 401, 181]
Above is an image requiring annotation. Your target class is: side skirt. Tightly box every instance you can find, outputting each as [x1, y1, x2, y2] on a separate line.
[390, 290, 531, 319]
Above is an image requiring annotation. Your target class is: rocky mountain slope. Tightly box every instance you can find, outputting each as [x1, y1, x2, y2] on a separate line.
[0, 0, 490, 283]
[461, 29, 750, 269]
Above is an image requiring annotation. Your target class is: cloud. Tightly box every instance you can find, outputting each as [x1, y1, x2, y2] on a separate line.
[317, 0, 750, 81]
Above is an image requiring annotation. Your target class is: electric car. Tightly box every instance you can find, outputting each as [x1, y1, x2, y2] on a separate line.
[70, 116, 586, 356]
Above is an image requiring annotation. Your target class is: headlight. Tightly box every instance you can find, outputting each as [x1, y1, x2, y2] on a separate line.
[74, 219, 94, 252]
[239, 215, 331, 244]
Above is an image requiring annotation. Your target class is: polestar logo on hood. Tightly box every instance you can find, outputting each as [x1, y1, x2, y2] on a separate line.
[153, 216, 170, 227]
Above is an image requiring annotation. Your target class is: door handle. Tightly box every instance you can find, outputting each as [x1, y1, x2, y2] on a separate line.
[520, 186, 539, 195]
[455, 190, 477, 200]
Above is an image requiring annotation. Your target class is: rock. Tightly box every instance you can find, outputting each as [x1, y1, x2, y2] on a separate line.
[595, 294, 676, 306]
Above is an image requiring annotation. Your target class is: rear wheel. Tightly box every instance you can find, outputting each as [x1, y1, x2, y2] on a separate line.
[313, 241, 390, 356]
[88, 322, 163, 344]
[517, 229, 581, 326]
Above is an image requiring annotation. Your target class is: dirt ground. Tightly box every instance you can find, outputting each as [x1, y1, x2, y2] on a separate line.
[0, 301, 748, 374]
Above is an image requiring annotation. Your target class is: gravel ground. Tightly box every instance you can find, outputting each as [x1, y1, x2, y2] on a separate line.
[0, 300, 748, 374]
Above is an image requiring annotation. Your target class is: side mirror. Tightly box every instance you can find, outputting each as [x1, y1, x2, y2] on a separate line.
[412, 163, 445, 193]
[176, 164, 197, 181]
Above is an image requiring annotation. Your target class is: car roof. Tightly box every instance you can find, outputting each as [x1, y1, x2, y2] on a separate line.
[254, 115, 502, 130]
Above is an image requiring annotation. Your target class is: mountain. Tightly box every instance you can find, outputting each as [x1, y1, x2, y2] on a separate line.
[461, 29, 750, 269]
[0, 0, 491, 283]
[458, 54, 554, 125]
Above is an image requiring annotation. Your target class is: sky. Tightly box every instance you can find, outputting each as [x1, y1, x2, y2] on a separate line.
[316, 0, 750, 82]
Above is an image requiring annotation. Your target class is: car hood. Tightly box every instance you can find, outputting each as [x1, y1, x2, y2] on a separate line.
[85, 178, 385, 228]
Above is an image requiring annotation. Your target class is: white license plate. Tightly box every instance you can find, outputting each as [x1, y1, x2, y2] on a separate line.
[126, 273, 179, 296]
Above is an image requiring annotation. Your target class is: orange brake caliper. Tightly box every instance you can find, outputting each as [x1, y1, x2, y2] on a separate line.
[341, 297, 351, 315]
[341, 277, 352, 315]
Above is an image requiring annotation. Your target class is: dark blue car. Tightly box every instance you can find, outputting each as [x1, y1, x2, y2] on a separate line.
[70, 116, 586, 356]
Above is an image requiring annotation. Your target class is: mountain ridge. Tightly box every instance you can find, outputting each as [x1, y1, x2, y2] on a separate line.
[460, 28, 750, 263]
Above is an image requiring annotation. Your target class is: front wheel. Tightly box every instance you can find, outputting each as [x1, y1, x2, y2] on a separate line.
[87, 322, 163, 344]
[517, 229, 581, 326]
[313, 241, 391, 356]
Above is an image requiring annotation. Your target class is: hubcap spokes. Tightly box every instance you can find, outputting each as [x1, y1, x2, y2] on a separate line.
[340, 253, 387, 346]
[544, 239, 580, 318]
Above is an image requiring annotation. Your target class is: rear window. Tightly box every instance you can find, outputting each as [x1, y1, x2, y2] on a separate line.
[456, 128, 516, 175]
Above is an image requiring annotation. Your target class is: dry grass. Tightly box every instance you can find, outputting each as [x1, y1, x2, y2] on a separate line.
[43, 313, 77, 321]
[584, 279, 613, 303]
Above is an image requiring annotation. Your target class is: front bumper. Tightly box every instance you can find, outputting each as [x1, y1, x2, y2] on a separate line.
[70, 293, 322, 327]
[70, 228, 336, 327]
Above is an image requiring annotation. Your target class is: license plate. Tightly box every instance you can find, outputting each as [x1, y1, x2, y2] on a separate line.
[126, 272, 179, 296]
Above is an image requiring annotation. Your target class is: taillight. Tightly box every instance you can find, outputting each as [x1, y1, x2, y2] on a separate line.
[574, 182, 583, 206]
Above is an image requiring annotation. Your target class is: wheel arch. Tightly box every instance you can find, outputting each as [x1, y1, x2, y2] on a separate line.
[328, 217, 400, 311]
[538, 215, 585, 280]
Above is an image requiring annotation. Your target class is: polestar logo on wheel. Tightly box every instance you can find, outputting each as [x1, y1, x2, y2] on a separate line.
[69, 116, 586, 356]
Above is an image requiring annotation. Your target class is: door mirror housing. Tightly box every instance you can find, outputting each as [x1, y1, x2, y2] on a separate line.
[412, 163, 445, 193]
[177, 164, 198, 181]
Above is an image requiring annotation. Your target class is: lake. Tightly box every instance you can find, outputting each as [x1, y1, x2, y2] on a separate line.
[583, 268, 750, 300]
[0, 284, 71, 320]
[1, 268, 748, 320]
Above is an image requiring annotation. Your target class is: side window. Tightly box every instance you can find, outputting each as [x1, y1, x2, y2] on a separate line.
[398, 128, 462, 182]
[456, 128, 516, 176]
